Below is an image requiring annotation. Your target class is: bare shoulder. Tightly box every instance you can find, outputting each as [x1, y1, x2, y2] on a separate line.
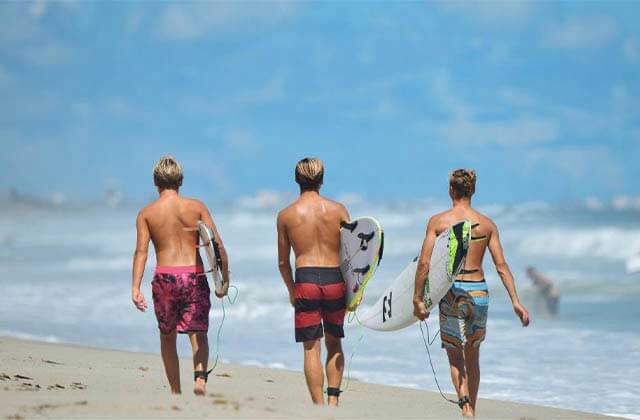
[321, 196, 348, 214]
[428, 210, 451, 231]
[137, 201, 156, 219]
[181, 196, 208, 211]
[471, 210, 498, 237]
[277, 202, 296, 224]
[475, 210, 497, 229]
[180, 197, 207, 208]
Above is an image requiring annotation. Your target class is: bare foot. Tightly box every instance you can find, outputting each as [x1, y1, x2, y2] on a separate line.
[461, 404, 474, 417]
[193, 378, 206, 396]
[327, 396, 339, 407]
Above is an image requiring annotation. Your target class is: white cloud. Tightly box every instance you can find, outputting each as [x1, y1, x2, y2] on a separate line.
[224, 129, 261, 156]
[624, 37, 640, 63]
[523, 146, 622, 185]
[611, 84, 640, 121]
[542, 16, 617, 49]
[428, 71, 558, 146]
[439, 116, 558, 146]
[0, 3, 40, 42]
[439, 0, 535, 25]
[29, 0, 48, 18]
[498, 87, 535, 108]
[429, 70, 473, 119]
[157, 2, 299, 40]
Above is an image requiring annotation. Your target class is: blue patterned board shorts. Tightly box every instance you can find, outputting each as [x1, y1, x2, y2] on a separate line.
[439, 280, 489, 350]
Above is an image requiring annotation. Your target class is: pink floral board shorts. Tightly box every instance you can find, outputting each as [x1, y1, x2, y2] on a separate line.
[152, 265, 211, 334]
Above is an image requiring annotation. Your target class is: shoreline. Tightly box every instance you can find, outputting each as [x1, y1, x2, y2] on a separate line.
[0, 336, 619, 419]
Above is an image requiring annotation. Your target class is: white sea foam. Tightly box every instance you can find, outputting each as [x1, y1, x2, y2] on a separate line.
[65, 256, 131, 272]
[513, 227, 640, 260]
[0, 330, 60, 343]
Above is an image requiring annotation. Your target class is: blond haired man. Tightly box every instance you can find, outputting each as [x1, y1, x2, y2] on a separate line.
[277, 157, 350, 406]
[131, 155, 229, 396]
[413, 169, 530, 417]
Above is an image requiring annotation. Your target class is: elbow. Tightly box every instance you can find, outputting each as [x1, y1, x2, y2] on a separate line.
[495, 262, 509, 276]
[133, 249, 147, 258]
[278, 260, 291, 271]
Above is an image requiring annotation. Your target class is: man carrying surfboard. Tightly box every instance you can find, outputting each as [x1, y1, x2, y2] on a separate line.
[413, 169, 530, 417]
[131, 155, 230, 396]
[277, 157, 350, 406]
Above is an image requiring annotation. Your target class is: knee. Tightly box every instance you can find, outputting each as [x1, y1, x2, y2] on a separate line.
[303, 339, 321, 353]
[324, 336, 343, 355]
[160, 330, 176, 341]
[446, 348, 464, 367]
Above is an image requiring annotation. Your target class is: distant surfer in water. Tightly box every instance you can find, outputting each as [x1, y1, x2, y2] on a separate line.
[131, 155, 230, 396]
[526, 267, 560, 317]
[277, 157, 350, 406]
[413, 169, 530, 417]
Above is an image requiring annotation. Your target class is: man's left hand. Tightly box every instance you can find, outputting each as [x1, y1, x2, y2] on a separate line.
[513, 301, 530, 327]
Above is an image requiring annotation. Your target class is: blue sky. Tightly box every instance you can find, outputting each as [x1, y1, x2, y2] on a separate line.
[1, 1, 638, 205]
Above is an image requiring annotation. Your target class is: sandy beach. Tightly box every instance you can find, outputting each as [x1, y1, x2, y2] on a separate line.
[0, 336, 617, 419]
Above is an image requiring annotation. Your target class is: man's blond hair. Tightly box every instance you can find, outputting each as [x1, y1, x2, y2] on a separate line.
[449, 168, 476, 199]
[153, 155, 183, 190]
[295, 157, 324, 191]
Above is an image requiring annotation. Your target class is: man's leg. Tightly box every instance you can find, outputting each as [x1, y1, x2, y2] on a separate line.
[446, 347, 473, 417]
[303, 338, 324, 405]
[188, 332, 209, 396]
[464, 344, 480, 411]
[159, 330, 181, 394]
[324, 333, 344, 406]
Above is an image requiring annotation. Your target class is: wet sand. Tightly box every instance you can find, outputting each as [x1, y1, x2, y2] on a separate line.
[0, 336, 617, 419]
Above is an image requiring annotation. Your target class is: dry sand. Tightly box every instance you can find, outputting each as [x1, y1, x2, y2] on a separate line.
[0, 336, 616, 419]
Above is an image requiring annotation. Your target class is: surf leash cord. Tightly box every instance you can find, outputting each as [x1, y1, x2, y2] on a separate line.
[207, 284, 239, 375]
[418, 320, 459, 406]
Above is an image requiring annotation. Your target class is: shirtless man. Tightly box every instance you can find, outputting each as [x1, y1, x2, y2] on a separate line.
[413, 169, 529, 417]
[277, 157, 350, 406]
[131, 156, 229, 396]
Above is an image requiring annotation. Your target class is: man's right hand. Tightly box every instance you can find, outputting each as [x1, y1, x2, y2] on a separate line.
[413, 299, 429, 321]
[215, 280, 230, 299]
[132, 289, 147, 312]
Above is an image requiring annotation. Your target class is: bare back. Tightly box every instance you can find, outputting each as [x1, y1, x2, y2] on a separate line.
[278, 193, 349, 268]
[139, 194, 207, 267]
[429, 205, 496, 281]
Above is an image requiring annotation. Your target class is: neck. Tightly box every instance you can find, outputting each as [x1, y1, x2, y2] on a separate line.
[452, 198, 471, 208]
[158, 188, 179, 198]
[299, 189, 320, 198]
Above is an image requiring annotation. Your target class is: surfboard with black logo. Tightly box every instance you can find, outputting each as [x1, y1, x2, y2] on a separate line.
[358, 220, 470, 331]
[340, 217, 384, 312]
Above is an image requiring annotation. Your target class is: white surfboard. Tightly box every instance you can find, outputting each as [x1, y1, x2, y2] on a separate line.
[626, 254, 640, 274]
[359, 220, 471, 331]
[197, 221, 225, 296]
[340, 217, 384, 312]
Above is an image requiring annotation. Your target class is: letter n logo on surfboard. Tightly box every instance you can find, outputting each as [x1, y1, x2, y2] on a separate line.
[382, 291, 392, 323]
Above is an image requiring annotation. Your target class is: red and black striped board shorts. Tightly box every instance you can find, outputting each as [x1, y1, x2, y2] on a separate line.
[294, 267, 346, 343]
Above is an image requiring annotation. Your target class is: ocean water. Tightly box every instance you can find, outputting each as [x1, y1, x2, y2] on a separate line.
[1, 201, 639, 418]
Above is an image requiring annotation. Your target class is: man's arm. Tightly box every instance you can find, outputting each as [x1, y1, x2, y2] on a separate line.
[131, 211, 150, 312]
[201, 205, 230, 298]
[488, 222, 530, 327]
[277, 211, 296, 307]
[413, 217, 437, 320]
